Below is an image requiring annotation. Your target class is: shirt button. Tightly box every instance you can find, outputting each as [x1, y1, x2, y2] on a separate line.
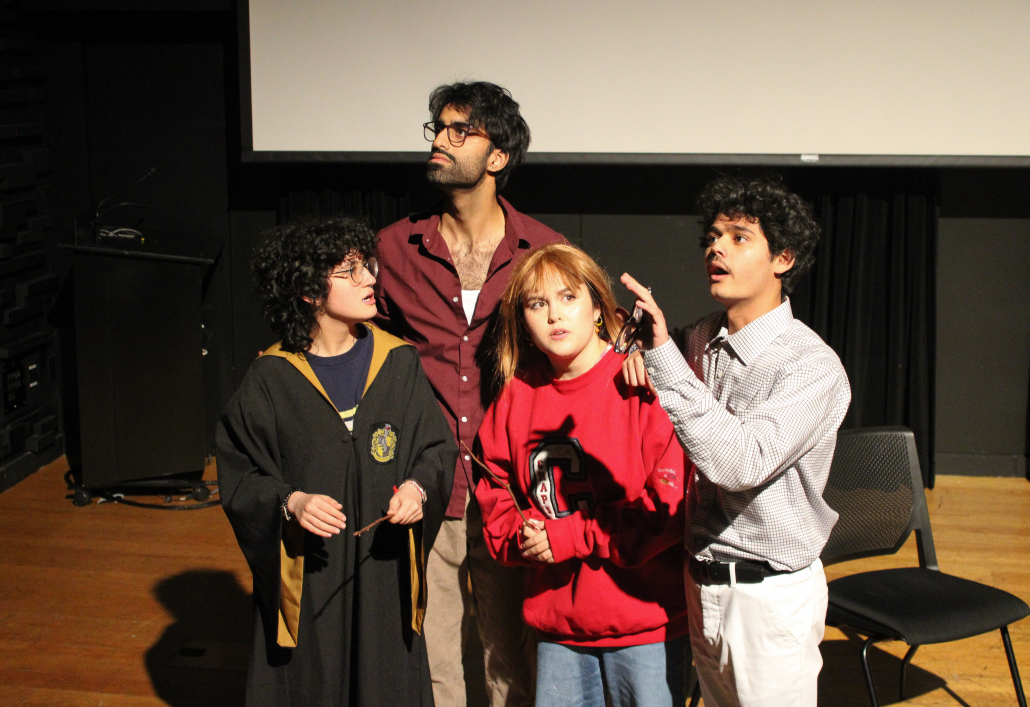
[647, 367, 655, 374]
[461, 416, 467, 423]
[464, 455, 470, 461]
[462, 375, 468, 382]
[452, 296, 459, 303]
[463, 335, 469, 341]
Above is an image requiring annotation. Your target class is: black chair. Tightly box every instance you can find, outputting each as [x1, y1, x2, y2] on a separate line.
[821, 426, 1029, 707]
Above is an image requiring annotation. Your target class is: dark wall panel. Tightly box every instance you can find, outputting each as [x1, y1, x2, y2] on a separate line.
[228, 209, 275, 390]
[84, 43, 228, 253]
[0, 6, 67, 492]
[936, 217, 1030, 477]
[40, 42, 89, 253]
[940, 169, 1030, 219]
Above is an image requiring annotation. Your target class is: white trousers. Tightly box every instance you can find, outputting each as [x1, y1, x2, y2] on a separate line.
[687, 559, 828, 707]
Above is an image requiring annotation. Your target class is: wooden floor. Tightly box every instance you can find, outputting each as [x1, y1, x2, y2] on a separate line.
[0, 458, 1027, 707]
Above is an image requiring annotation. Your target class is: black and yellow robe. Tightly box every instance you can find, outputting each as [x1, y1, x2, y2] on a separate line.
[216, 324, 456, 707]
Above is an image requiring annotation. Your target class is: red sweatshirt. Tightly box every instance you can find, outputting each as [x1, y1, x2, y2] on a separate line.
[475, 348, 691, 647]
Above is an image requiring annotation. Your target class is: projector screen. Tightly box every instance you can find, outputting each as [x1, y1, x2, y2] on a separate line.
[241, 0, 1030, 166]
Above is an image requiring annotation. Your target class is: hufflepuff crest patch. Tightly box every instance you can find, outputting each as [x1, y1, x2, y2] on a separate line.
[370, 422, 398, 463]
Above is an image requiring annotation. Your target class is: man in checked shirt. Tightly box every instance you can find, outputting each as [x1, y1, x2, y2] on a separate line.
[621, 175, 851, 707]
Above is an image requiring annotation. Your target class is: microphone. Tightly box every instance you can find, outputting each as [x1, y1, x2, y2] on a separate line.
[95, 167, 156, 220]
[91, 168, 156, 242]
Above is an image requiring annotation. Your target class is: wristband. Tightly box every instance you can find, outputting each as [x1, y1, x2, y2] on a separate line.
[282, 489, 300, 522]
[399, 479, 427, 505]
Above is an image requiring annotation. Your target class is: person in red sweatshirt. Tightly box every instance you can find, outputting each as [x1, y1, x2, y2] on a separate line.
[474, 243, 691, 707]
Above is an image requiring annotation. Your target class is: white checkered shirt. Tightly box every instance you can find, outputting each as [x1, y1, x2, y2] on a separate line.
[644, 299, 851, 571]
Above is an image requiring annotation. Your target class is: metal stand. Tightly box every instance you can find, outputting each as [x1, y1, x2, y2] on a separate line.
[73, 476, 217, 509]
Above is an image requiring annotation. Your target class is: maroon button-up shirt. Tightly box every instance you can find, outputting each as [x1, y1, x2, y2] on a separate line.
[374, 197, 564, 517]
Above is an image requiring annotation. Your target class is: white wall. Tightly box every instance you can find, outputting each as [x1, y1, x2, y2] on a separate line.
[247, 0, 1030, 160]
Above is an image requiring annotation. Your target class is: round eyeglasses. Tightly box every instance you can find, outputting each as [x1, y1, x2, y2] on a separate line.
[423, 121, 488, 147]
[332, 257, 378, 286]
[613, 287, 651, 354]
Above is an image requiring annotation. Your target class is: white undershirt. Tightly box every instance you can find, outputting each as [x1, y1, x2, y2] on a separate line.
[461, 289, 480, 324]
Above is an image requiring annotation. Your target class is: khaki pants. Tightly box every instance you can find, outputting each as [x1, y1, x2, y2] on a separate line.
[423, 495, 537, 707]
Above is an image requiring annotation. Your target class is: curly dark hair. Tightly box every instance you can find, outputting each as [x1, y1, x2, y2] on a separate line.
[429, 81, 531, 190]
[252, 217, 378, 353]
[696, 175, 820, 294]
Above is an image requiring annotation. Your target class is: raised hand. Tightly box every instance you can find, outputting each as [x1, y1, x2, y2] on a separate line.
[620, 273, 670, 351]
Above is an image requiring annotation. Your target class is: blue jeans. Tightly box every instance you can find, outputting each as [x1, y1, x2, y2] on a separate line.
[535, 635, 690, 707]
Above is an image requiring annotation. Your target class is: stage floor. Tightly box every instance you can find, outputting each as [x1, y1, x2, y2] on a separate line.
[0, 458, 1027, 706]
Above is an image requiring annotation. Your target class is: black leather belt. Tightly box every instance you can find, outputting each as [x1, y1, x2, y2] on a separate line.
[693, 559, 795, 585]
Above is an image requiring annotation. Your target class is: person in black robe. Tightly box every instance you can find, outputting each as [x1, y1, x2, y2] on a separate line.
[216, 217, 456, 707]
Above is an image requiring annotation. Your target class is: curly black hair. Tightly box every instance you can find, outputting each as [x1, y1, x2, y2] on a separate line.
[429, 81, 531, 190]
[696, 175, 820, 294]
[252, 216, 378, 353]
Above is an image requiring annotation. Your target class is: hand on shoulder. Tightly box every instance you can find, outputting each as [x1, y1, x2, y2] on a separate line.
[621, 350, 657, 395]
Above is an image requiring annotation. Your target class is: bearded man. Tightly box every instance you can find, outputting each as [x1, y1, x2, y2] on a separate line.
[374, 81, 564, 707]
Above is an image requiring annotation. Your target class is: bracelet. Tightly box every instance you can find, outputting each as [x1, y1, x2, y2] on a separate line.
[399, 479, 427, 505]
[282, 489, 300, 522]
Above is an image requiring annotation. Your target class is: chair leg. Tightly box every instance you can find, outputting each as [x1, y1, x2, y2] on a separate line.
[1000, 626, 1027, 707]
[860, 635, 884, 707]
[900, 644, 919, 700]
[688, 678, 702, 707]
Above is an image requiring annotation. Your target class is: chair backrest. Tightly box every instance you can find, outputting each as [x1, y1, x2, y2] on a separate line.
[821, 426, 938, 569]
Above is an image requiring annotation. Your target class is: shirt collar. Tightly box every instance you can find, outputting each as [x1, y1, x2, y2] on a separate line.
[420, 195, 530, 261]
[719, 298, 794, 366]
[496, 195, 531, 257]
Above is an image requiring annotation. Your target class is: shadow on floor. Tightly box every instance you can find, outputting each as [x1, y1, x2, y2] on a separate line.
[143, 572, 961, 707]
[145, 570, 251, 707]
[819, 630, 956, 706]
[143, 568, 497, 707]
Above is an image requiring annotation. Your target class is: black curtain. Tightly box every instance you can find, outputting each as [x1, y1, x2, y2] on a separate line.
[278, 188, 410, 230]
[790, 170, 938, 487]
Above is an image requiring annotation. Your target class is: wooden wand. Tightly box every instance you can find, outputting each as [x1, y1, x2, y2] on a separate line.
[352, 483, 420, 537]
[353, 514, 389, 537]
[461, 442, 529, 526]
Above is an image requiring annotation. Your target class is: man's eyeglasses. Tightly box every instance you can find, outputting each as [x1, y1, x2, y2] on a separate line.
[423, 121, 488, 147]
[332, 257, 378, 286]
[613, 287, 650, 354]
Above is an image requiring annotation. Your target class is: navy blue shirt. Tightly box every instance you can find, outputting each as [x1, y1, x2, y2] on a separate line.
[306, 329, 374, 430]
